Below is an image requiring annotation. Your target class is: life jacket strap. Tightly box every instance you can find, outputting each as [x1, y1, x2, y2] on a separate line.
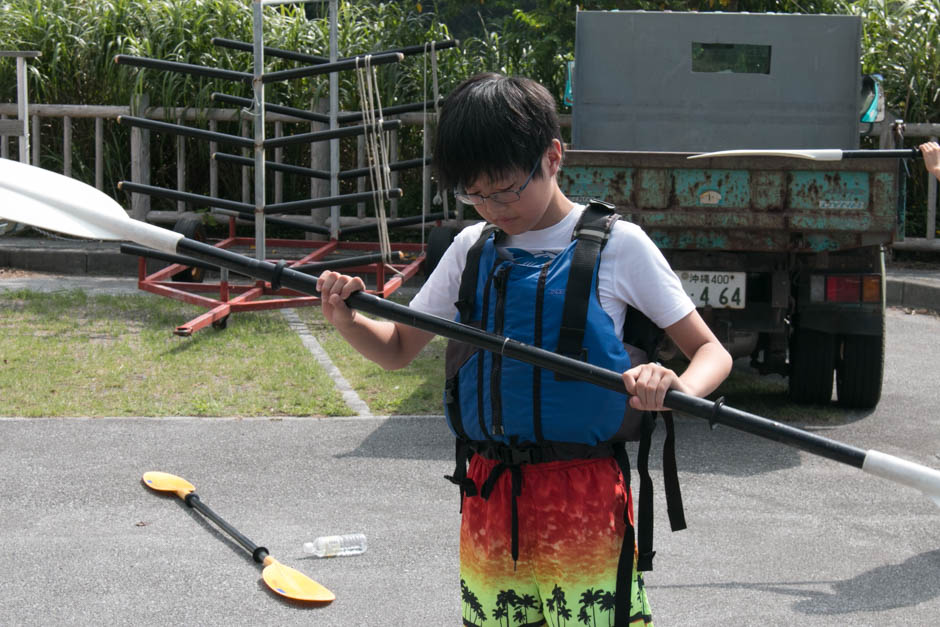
[454, 224, 500, 323]
[555, 200, 619, 368]
[661, 411, 687, 532]
[443, 438, 477, 513]
[612, 441, 636, 627]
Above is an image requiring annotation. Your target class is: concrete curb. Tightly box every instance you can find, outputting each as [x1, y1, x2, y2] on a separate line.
[886, 276, 940, 311]
[0, 238, 135, 275]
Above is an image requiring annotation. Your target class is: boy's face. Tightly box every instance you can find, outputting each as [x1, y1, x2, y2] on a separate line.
[462, 148, 562, 235]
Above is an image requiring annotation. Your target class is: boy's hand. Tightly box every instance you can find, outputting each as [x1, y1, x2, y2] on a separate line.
[622, 362, 687, 411]
[919, 142, 940, 180]
[316, 271, 366, 329]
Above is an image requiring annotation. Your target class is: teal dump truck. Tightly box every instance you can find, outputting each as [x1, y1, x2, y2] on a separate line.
[564, 11, 898, 408]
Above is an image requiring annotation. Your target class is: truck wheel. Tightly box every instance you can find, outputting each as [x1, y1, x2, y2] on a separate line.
[172, 216, 206, 282]
[424, 226, 457, 276]
[788, 328, 836, 404]
[836, 329, 885, 409]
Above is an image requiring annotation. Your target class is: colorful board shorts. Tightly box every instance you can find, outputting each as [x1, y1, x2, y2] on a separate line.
[459, 455, 653, 627]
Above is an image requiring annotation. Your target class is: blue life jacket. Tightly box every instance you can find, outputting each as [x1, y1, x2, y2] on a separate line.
[443, 204, 643, 446]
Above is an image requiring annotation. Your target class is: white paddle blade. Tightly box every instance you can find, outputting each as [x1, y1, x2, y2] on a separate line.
[687, 149, 844, 161]
[0, 158, 182, 254]
[862, 450, 940, 508]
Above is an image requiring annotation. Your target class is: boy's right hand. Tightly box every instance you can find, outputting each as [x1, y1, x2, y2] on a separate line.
[316, 271, 366, 329]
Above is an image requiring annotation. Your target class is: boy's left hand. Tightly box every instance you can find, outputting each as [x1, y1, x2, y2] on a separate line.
[622, 363, 687, 411]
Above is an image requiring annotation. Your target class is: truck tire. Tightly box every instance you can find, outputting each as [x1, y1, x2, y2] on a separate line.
[424, 226, 457, 276]
[836, 326, 885, 409]
[788, 328, 836, 404]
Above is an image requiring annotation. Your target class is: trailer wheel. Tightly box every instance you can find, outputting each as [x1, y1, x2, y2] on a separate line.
[836, 321, 885, 409]
[788, 328, 836, 404]
[172, 216, 206, 282]
[424, 226, 457, 276]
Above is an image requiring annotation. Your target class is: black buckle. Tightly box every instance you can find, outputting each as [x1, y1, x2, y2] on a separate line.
[510, 448, 532, 465]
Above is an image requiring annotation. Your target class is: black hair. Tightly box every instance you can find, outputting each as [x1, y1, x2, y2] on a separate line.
[433, 73, 562, 191]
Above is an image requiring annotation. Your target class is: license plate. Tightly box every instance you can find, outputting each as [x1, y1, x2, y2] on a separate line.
[677, 271, 746, 309]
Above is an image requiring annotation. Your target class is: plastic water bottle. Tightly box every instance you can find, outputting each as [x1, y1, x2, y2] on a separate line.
[303, 533, 367, 558]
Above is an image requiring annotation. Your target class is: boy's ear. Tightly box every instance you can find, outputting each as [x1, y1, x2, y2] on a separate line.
[547, 139, 563, 175]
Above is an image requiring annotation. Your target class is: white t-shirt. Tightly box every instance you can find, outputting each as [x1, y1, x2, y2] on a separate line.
[409, 204, 694, 340]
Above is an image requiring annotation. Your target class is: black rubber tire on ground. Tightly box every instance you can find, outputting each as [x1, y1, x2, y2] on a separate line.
[424, 226, 458, 276]
[171, 216, 207, 282]
[788, 328, 836, 404]
[836, 319, 885, 409]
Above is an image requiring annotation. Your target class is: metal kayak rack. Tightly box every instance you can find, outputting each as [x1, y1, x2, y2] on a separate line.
[115, 0, 457, 336]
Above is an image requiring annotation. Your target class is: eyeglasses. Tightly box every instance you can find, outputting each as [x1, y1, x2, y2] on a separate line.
[454, 156, 542, 207]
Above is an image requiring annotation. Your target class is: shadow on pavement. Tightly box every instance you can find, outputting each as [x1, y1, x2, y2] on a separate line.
[657, 549, 940, 614]
[335, 416, 453, 461]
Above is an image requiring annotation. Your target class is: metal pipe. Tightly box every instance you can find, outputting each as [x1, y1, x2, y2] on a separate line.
[262, 119, 400, 149]
[212, 37, 329, 64]
[293, 251, 403, 273]
[252, 0, 266, 261]
[210, 37, 457, 64]
[209, 207, 331, 235]
[212, 151, 330, 180]
[339, 211, 450, 235]
[261, 52, 403, 84]
[267, 188, 402, 213]
[117, 115, 253, 149]
[120, 243, 221, 272]
[114, 54, 251, 83]
[329, 0, 339, 240]
[211, 92, 441, 125]
[212, 151, 428, 181]
[118, 181, 252, 213]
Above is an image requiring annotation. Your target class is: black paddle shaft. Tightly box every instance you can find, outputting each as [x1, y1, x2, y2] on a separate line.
[176, 238, 869, 470]
[184, 493, 270, 564]
[842, 148, 922, 159]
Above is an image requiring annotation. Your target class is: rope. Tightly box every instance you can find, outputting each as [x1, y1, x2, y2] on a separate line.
[354, 54, 393, 263]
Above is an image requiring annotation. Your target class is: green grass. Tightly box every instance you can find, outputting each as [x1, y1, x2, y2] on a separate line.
[0, 289, 349, 417]
[295, 305, 447, 416]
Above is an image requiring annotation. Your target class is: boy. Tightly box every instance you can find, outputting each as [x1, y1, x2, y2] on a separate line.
[318, 73, 732, 626]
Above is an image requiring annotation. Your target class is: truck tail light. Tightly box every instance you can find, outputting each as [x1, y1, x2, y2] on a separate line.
[814, 274, 881, 303]
[862, 275, 881, 302]
[826, 276, 861, 302]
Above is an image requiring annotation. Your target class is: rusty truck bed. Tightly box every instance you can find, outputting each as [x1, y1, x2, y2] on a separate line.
[559, 150, 903, 253]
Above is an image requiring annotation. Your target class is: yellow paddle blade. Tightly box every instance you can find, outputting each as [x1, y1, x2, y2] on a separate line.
[142, 471, 195, 499]
[261, 556, 335, 603]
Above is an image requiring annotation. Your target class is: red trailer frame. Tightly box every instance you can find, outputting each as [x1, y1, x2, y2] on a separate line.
[132, 217, 427, 336]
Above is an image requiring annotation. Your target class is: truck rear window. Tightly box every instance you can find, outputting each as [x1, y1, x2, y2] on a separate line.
[692, 42, 772, 74]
